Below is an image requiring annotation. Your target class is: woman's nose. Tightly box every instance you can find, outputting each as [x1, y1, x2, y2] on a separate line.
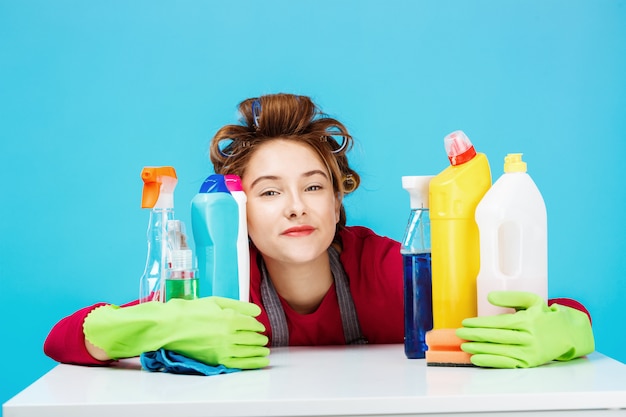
[285, 192, 306, 217]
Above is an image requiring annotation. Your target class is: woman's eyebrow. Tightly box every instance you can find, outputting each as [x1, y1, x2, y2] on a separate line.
[249, 170, 328, 189]
[249, 175, 279, 189]
[302, 169, 329, 179]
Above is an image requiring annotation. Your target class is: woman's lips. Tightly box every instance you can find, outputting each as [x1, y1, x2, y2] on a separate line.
[281, 226, 315, 237]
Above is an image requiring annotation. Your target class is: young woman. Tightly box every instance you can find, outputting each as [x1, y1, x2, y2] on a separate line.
[44, 93, 593, 369]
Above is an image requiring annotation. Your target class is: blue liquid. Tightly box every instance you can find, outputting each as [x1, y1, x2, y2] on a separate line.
[403, 252, 433, 359]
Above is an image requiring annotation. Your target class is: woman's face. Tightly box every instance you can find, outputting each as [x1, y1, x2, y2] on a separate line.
[242, 139, 340, 266]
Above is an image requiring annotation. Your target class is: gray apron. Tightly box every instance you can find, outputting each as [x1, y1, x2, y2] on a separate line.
[259, 246, 367, 346]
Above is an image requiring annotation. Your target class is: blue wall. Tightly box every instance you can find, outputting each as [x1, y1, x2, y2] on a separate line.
[2, 0, 625, 410]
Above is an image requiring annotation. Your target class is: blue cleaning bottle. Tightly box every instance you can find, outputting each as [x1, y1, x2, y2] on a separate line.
[401, 175, 434, 359]
[191, 174, 240, 299]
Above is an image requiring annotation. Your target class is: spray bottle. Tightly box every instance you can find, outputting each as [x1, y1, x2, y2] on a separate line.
[191, 174, 239, 299]
[224, 174, 250, 302]
[139, 166, 178, 303]
[401, 175, 434, 359]
[429, 130, 491, 328]
[475, 153, 547, 316]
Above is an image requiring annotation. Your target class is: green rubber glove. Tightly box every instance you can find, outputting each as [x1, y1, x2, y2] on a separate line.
[456, 291, 594, 368]
[84, 296, 270, 369]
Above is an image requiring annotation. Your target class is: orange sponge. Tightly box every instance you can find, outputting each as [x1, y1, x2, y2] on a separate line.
[425, 329, 475, 367]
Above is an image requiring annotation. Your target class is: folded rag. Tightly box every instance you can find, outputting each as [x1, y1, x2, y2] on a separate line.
[140, 349, 241, 376]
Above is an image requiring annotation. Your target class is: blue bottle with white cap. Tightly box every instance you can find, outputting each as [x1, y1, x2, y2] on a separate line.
[401, 175, 434, 359]
[191, 174, 240, 299]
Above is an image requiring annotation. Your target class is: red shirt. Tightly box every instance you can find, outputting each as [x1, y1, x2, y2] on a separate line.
[250, 226, 405, 345]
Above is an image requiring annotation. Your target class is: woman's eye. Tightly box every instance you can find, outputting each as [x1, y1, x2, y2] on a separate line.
[260, 190, 279, 197]
[306, 185, 323, 192]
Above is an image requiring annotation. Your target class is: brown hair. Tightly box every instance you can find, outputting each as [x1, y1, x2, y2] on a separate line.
[209, 93, 360, 230]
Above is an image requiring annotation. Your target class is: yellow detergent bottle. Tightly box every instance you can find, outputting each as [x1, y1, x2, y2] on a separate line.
[429, 130, 491, 329]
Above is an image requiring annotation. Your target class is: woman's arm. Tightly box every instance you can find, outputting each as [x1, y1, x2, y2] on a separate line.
[43, 303, 116, 365]
[44, 297, 271, 369]
[548, 297, 592, 324]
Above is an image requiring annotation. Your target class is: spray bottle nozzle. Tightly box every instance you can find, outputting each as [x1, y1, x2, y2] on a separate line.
[402, 176, 434, 209]
[141, 166, 178, 209]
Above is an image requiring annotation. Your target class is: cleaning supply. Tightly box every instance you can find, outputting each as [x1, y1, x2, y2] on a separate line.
[141, 348, 241, 376]
[191, 174, 240, 299]
[475, 153, 548, 316]
[139, 166, 178, 303]
[83, 296, 271, 369]
[424, 329, 473, 367]
[429, 130, 492, 328]
[165, 220, 198, 301]
[426, 130, 491, 367]
[224, 174, 250, 302]
[401, 175, 434, 359]
[456, 291, 595, 368]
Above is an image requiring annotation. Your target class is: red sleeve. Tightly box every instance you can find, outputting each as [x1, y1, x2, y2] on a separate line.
[340, 226, 405, 344]
[548, 298, 592, 325]
[43, 299, 140, 366]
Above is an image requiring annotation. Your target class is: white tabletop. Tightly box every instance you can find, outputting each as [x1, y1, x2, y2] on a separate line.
[4, 345, 626, 417]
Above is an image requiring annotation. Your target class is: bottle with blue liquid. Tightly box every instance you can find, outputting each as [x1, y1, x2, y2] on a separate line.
[191, 174, 240, 299]
[401, 175, 434, 359]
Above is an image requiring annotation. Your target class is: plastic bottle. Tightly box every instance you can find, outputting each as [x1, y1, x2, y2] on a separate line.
[191, 174, 240, 299]
[475, 153, 548, 316]
[224, 174, 250, 302]
[429, 130, 492, 329]
[165, 219, 198, 301]
[401, 175, 434, 359]
[139, 166, 178, 303]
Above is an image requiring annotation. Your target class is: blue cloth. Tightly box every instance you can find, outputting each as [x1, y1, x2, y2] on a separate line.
[140, 349, 241, 376]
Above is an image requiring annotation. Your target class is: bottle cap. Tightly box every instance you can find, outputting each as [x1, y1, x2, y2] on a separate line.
[444, 130, 477, 166]
[199, 174, 231, 194]
[224, 174, 244, 192]
[504, 153, 527, 173]
[170, 249, 194, 271]
[402, 175, 434, 209]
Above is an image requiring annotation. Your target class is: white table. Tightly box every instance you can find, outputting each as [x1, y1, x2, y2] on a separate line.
[4, 345, 626, 417]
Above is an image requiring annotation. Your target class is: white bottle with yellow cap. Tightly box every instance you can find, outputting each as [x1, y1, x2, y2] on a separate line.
[475, 153, 548, 316]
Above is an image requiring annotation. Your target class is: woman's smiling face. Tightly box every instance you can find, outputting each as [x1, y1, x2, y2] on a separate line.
[242, 139, 341, 266]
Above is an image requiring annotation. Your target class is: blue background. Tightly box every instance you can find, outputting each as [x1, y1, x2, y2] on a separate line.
[1, 0, 625, 411]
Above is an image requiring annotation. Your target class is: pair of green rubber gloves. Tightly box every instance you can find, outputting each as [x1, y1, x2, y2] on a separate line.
[84, 296, 270, 369]
[84, 291, 594, 370]
[456, 291, 595, 368]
